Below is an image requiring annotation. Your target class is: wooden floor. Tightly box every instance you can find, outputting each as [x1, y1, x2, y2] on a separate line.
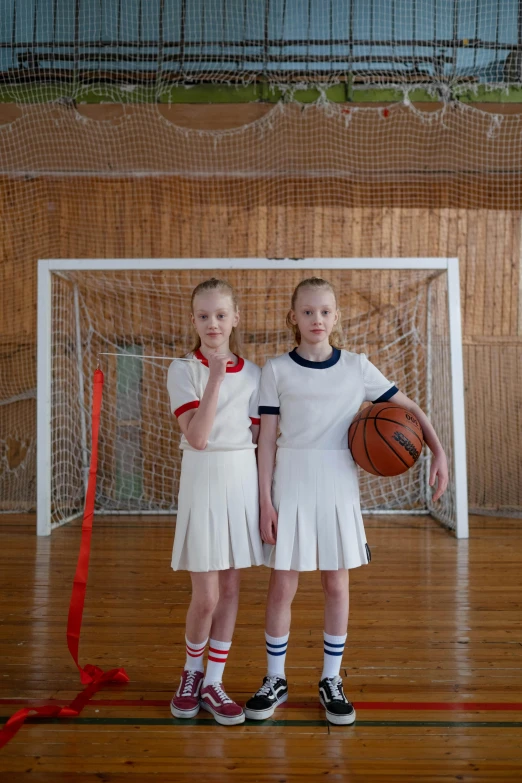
[0, 514, 521, 782]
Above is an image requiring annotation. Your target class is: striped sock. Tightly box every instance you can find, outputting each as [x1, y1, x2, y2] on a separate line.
[184, 636, 208, 673]
[321, 632, 347, 680]
[265, 632, 289, 679]
[203, 638, 231, 686]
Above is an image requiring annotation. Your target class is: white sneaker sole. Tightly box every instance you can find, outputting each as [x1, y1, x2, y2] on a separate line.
[244, 691, 288, 721]
[200, 700, 245, 726]
[170, 701, 200, 719]
[319, 696, 356, 725]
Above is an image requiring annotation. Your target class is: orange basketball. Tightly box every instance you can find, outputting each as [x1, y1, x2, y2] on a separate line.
[348, 403, 424, 477]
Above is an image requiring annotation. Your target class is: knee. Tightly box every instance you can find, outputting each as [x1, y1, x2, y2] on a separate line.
[192, 590, 219, 617]
[219, 571, 241, 602]
[270, 573, 298, 606]
[321, 572, 348, 602]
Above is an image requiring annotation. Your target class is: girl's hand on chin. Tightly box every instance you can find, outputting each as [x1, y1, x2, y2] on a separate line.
[207, 352, 230, 383]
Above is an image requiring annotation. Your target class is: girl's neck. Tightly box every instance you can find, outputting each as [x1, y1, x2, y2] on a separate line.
[295, 339, 334, 363]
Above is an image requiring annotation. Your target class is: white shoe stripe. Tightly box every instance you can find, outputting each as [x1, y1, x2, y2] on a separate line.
[202, 692, 225, 709]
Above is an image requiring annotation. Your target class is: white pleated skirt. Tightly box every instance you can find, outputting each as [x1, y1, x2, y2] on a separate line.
[172, 449, 263, 572]
[264, 448, 370, 572]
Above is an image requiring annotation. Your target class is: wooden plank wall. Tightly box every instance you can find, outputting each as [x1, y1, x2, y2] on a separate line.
[0, 177, 521, 513]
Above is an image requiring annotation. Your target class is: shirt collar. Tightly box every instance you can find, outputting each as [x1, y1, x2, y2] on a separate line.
[289, 347, 341, 369]
[194, 348, 245, 373]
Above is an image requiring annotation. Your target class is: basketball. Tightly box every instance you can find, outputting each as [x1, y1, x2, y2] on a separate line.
[348, 403, 424, 477]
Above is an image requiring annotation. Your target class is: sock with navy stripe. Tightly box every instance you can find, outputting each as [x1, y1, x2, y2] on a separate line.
[321, 631, 347, 680]
[184, 636, 208, 673]
[265, 631, 289, 679]
[203, 638, 231, 686]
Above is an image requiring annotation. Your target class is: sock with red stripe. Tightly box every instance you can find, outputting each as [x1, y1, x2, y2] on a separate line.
[184, 636, 208, 673]
[203, 638, 231, 686]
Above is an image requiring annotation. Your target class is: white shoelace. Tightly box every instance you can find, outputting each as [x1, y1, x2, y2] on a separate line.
[325, 675, 345, 701]
[256, 675, 279, 698]
[181, 670, 198, 697]
[209, 683, 233, 704]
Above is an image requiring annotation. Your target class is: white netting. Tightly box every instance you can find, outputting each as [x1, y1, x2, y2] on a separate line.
[49, 266, 456, 529]
[1, 0, 521, 95]
[1, 1, 521, 523]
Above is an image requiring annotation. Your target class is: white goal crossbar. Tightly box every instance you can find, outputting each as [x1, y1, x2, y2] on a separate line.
[37, 258, 468, 538]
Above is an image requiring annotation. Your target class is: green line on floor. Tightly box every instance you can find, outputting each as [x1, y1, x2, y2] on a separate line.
[14, 717, 522, 728]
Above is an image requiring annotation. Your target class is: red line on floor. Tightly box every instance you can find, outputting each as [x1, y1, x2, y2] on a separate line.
[1, 699, 522, 711]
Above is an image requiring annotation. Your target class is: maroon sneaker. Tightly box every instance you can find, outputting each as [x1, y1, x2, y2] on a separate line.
[200, 683, 245, 725]
[170, 669, 204, 718]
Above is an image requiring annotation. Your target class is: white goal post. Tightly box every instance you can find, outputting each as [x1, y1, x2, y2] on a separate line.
[37, 258, 468, 539]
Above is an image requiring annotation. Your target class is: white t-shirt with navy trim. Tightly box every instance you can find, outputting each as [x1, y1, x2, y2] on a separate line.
[258, 348, 398, 451]
[167, 349, 261, 452]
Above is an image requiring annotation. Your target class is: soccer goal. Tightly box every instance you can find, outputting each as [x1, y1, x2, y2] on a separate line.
[37, 258, 468, 538]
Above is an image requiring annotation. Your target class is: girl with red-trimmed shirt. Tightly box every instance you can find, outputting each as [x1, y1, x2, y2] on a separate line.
[166, 278, 263, 726]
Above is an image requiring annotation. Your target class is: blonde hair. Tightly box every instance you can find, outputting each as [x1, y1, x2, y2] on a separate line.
[190, 278, 242, 355]
[286, 277, 344, 349]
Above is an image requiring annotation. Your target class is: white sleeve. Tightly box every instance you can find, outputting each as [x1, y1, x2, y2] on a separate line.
[360, 353, 398, 403]
[248, 367, 261, 423]
[166, 360, 199, 417]
[258, 360, 280, 415]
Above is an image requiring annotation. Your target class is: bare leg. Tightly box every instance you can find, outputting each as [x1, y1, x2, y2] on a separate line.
[185, 571, 220, 643]
[321, 569, 349, 636]
[209, 568, 241, 642]
[265, 569, 300, 637]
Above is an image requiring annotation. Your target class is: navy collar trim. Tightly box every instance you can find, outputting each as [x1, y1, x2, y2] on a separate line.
[289, 347, 341, 369]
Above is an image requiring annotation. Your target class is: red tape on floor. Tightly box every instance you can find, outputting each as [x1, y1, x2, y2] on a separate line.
[0, 369, 129, 750]
[2, 698, 522, 712]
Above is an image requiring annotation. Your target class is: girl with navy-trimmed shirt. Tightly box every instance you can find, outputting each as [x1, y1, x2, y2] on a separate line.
[244, 277, 448, 725]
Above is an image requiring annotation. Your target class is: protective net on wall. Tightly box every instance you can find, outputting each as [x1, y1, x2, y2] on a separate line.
[1, 0, 522, 94]
[49, 267, 456, 529]
[0, 0, 521, 522]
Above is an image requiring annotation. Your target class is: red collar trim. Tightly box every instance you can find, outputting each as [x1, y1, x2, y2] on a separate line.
[194, 349, 244, 373]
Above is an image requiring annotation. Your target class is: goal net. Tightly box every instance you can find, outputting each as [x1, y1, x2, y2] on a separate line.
[40, 260, 466, 537]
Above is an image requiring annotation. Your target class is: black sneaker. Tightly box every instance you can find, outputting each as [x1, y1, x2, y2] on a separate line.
[318, 676, 356, 725]
[244, 676, 288, 720]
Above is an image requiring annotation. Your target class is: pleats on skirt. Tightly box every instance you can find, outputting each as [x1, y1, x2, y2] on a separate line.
[264, 448, 370, 572]
[172, 448, 263, 572]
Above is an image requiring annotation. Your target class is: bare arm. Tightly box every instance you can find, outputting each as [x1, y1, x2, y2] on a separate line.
[250, 423, 260, 445]
[176, 354, 229, 451]
[258, 414, 278, 544]
[389, 390, 449, 502]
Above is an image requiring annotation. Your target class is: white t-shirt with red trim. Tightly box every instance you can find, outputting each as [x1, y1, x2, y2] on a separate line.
[258, 348, 398, 451]
[167, 349, 261, 452]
